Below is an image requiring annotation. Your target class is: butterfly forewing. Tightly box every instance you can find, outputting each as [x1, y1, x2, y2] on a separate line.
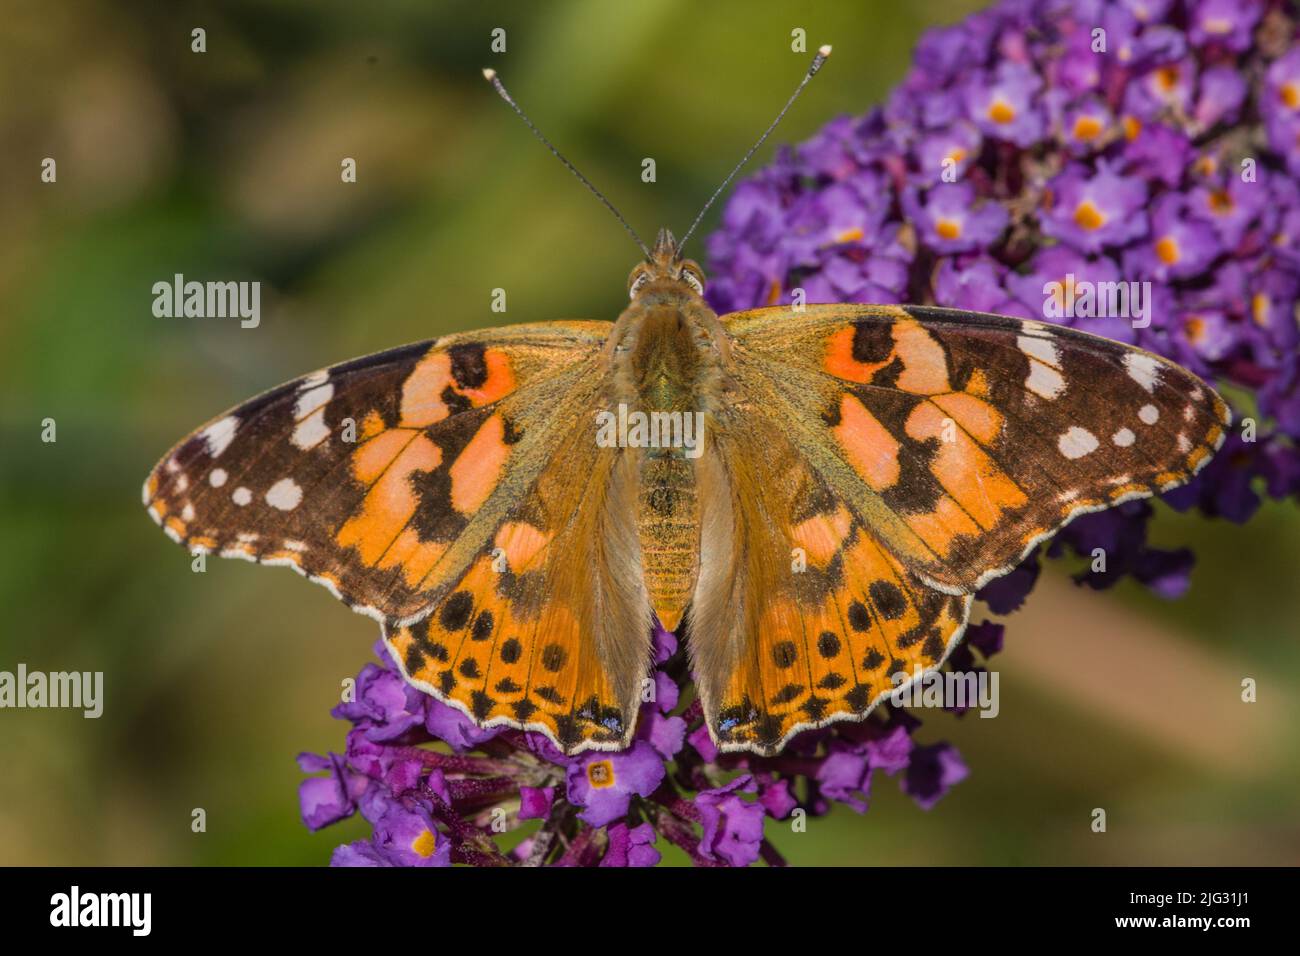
[725, 304, 1230, 592]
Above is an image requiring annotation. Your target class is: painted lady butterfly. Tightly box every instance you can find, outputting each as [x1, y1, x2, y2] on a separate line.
[144, 49, 1229, 756]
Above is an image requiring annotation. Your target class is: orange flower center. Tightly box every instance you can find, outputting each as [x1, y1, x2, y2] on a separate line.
[1073, 199, 1106, 231]
[988, 99, 1016, 124]
[1282, 82, 1300, 110]
[1208, 189, 1234, 214]
[935, 218, 963, 240]
[835, 226, 864, 243]
[1155, 236, 1181, 264]
[587, 759, 616, 789]
[1072, 115, 1104, 141]
[411, 828, 439, 858]
[1252, 292, 1271, 327]
[1156, 66, 1181, 93]
[946, 147, 967, 165]
[1184, 315, 1206, 343]
[1122, 115, 1142, 141]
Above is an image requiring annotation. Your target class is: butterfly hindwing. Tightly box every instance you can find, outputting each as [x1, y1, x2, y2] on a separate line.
[690, 412, 972, 754]
[383, 419, 653, 753]
[688, 303, 1229, 752]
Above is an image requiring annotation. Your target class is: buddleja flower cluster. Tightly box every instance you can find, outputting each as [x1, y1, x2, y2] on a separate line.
[709, 0, 1300, 606]
[299, 0, 1299, 865]
[300, 631, 981, 866]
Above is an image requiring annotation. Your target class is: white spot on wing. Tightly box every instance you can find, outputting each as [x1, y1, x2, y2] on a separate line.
[1139, 404, 1159, 425]
[232, 487, 253, 506]
[1112, 427, 1135, 447]
[1058, 426, 1100, 459]
[294, 383, 334, 420]
[292, 409, 330, 450]
[201, 416, 239, 458]
[266, 477, 303, 511]
[181, 503, 196, 522]
[1026, 361, 1065, 399]
[209, 468, 228, 488]
[1019, 321, 1053, 338]
[1017, 334, 1060, 366]
[1124, 353, 1161, 392]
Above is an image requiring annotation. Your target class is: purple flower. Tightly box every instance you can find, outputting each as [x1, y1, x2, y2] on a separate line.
[816, 747, 875, 813]
[1188, 0, 1264, 52]
[565, 742, 665, 827]
[1193, 65, 1249, 130]
[915, 122, 983, 181]
[369, 802, 452, 867]
[1042, 162, 1149, 252]
[1125, 193, 1220, 280]
[966, 61, 1046, 146]
[759, 779, 798, 819]
[425, 699, 501, 751]
[905, 182, 1010, 254]
[333, 656, 426, 741]
[518, 786, 555, 821]
[601, 823, 661, 867]
[297, 752, 364, 830]
[904, 743, 970, 810]
[696, 776, 766, 867]
[867, 725, 916, 775]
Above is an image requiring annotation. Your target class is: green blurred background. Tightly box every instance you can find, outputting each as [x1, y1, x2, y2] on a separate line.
[1, 0, 1297, 866]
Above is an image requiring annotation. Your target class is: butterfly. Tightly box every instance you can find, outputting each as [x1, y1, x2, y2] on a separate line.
[143, 48, 1230, 756]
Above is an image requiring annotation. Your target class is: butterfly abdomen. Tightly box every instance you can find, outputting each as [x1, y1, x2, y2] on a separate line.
[637, 453, 700, 632]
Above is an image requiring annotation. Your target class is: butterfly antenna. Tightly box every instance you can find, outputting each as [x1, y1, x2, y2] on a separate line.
[677, 44, 832, 254]
[482, 67, 652, 260]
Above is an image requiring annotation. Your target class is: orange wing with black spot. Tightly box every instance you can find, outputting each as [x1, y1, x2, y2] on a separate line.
[688, 304, 1229, 753]
[144, 321, 653, 753]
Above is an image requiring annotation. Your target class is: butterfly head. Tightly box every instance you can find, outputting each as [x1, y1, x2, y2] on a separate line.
[628, 228, 706, 300]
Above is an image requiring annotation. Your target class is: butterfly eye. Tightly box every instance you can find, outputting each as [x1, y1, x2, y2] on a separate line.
[681, 270, 705, 296]
[629, 272, 652, 299]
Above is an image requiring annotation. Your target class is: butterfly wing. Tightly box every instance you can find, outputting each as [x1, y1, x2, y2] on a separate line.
[145, 321, 652, 753]
[690, 410, 972, 754]
[383, 413, 652, 753]
[689, 304, 1229, 753]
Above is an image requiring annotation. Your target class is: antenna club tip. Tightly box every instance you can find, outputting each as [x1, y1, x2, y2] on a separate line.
[481, 67, 497, 82]
[819, 44, 832, 57]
